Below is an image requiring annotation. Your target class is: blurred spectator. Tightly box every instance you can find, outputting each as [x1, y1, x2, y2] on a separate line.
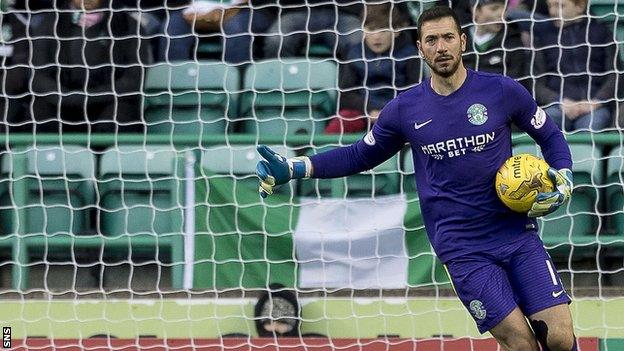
[30, 0, 149, 134]
[533, 0, 616, 132]
[32, 0, 148, 133]
[462, 0, 530, 88]
[436, 0, 548, 26]
[155, 0, 277, 64]
[263, 0, 362, 60]
[0, 0, 30, 132]
[325, 4, 420, 134]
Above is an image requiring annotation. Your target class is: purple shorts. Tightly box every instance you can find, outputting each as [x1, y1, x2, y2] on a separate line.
[445, 232, 571, 333]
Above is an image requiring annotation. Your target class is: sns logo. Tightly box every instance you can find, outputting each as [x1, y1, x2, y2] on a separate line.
[469, 300, 487, 320]
[531, 107, 546, 129]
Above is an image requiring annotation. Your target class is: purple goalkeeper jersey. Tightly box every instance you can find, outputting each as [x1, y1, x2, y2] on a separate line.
[310, 70, 572, 263]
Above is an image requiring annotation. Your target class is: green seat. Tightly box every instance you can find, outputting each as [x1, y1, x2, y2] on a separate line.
[0, 146, 96, 290]
[98, 146, 184, 288]
[144, 61, 239, 137]
[0, 146, 95, 237]
[299, 146, 400, 198]
[512, 144, 602, 257]
[606, 146, 624, 234]
[240, 59, 338, 137]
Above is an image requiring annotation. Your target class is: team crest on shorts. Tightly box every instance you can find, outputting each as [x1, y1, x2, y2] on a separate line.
[467, 104, 488, 125]
[469, 300, 487, 320]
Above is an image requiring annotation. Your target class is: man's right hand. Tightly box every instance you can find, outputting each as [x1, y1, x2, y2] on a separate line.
[255, 145, 311, 198]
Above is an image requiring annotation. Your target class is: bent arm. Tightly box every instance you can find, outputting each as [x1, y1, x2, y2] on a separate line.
[505, 77, 572, 170]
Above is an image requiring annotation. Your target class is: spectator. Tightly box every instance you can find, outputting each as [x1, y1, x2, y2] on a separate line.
[30, 0, 149, 134]
[325, 4, 420, 134]
[263, 0, 362, 60]
[0, 1, 30, 132]
[462, 0, 530, 88]
[157, 0, 277, 64]
[533, 0, 616, 132]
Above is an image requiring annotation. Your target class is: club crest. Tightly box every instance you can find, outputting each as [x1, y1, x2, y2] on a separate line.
[467, 104, 488, 125]
[469, 300, 487, 320]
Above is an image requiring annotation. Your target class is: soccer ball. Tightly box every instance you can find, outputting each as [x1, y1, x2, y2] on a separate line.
[495, 154, 555, 213]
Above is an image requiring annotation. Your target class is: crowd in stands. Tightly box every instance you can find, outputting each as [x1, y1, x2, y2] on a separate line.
[0, 0, 622, 135]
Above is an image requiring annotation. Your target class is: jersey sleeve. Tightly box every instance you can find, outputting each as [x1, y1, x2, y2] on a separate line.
[503, 77, 572, 170]
[310, 97, 407, 178]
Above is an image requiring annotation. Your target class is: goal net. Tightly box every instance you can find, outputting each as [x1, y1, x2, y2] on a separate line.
[0, 0, 622, 348]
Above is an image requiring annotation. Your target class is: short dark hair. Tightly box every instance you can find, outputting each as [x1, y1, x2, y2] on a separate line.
[417, 6, 463, 40]
[363, 3, 408, 30]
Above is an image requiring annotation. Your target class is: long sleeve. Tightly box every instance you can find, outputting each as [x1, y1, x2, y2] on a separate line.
[311, 97, 407, 178]
[532, 48, 560, 106]
[594, 37, 617, 103]
[31, 15, 63, 106]
[338, 61, 366, 111]
[504, 76, 572, 170]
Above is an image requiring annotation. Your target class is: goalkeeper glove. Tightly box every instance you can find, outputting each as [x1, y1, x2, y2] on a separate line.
[256, 145, 312, 198]
[528, 168, 573, 218]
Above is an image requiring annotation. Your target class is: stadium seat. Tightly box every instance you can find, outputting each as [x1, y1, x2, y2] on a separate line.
[0, 145, 96, 289]
[606, 146, 624, 235]
[144, 61, 239, 137]
[299, 146, 401, 198]
[98, 146, 184, 288]
[239, 59, 338, 137]
[0, 146, 96, 237]
[513, 144, 602, 257]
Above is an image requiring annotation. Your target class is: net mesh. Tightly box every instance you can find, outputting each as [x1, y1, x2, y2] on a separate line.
[0, 0, 623, 346]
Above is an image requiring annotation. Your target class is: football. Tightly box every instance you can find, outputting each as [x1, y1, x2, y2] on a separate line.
[495, 154, 555, 213]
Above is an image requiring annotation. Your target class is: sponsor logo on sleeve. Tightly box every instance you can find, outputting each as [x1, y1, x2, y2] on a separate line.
[531, 107, 546, 129]
[364, 131, 376, 146]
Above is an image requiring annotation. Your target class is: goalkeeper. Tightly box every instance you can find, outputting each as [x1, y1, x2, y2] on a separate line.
[256, 6, 576, 351]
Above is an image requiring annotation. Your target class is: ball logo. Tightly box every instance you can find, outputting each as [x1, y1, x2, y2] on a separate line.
[531, 107, 546, 129]
[467, 104, 488, 125]
[469, 300, 487, 320]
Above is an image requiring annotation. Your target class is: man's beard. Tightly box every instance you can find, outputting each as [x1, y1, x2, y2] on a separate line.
[426, 55, 461, 78]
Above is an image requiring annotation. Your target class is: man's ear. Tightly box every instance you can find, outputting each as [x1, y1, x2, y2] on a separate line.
[460, 32, 467, 52]
[417, 40, 423, 56]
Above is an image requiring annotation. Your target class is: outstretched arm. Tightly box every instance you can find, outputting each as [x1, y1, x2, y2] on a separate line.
[310, 97, 407, 178]
[256, 97, 407, 197]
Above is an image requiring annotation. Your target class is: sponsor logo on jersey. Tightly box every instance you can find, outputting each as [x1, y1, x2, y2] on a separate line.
[552, 290, 565, 298]
[467, 103, 488, 125]
[414, 119, 433, 130]
[531, 107, 547, 129]
[420, 132, 495, 159]
[469, 300, 487, 320]
[364, 131, 376, 146]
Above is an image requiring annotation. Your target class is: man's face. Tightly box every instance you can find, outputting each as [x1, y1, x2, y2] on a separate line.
[473, 3, 505, 33]
[72, 0, 102, 10]
[364, 27, 396, 54]
[417, 17, 466, 78]
[547, 0, 584, 24]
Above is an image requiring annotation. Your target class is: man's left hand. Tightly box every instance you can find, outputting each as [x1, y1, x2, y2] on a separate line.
[528, 168, 573, 218]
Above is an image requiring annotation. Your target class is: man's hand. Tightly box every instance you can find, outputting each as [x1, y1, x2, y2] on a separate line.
[255, 145, 311, 198]
[528, 168, 573, 218]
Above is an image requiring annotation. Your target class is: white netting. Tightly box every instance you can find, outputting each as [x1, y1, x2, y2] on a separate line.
[0, 0, 623, 347]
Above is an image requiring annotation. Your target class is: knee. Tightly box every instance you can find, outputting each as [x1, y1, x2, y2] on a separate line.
[545, 333, 575, 351]
[498, 334, 540, 351]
